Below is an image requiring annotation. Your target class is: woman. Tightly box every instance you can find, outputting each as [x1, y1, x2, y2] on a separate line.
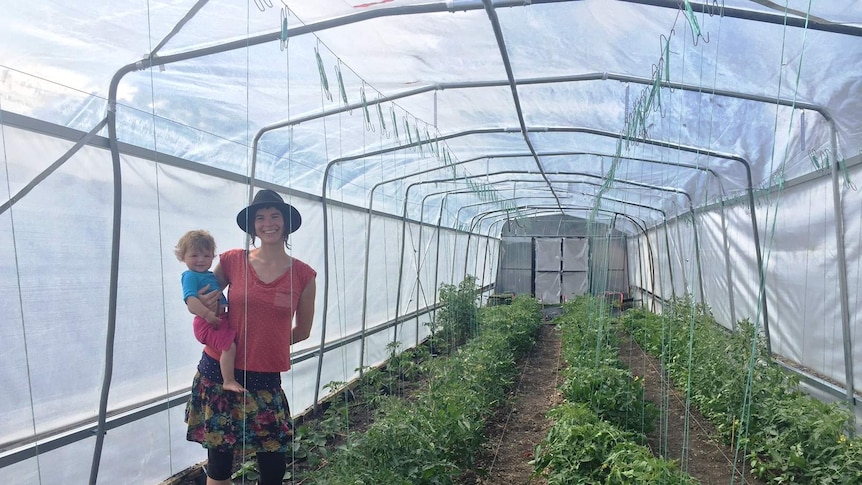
[185, 189, 316, 485]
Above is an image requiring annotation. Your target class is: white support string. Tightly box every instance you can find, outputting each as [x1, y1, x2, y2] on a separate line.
[0, 73, 44, 485]
[144, 0, 175, 475]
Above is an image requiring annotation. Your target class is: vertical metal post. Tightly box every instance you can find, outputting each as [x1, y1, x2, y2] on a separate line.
[636, 235, 644, 306]
[392, 184, 414, 345]
[450, 226, 459, 284]
[315, 168, 333, 410]
[481, 220, 503, 298]
[463, 228, 473, 281]
[416, 192, 441, 348]
[416, 200, 427, 348]
[90, 69, 129, 485]
[656, 229, 667, 312]
[719, 201, 737, 330]
[357, 185, 380, 376]
[745, 176, 771, 354]
[673, 220, 689, 295]
[689, 209, 706, 304]
[828, 122, 856, 415]
[432, 195, 447, 326]
[663, 220, 675, 299]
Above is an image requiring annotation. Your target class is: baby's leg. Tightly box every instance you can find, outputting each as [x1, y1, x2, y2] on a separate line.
[220, 342, 246, 392]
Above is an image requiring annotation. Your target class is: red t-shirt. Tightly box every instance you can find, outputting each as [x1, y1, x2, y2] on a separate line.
[203, 249, 316, 372]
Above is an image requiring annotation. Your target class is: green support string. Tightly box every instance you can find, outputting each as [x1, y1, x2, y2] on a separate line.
[377, 101, 386, 136]
[391, 105, 399, 141]
[404, 117, 412, 144]
[279, 7, 288, 51]
[315, 45, 332, 101]
[682, 0, 704, 43]
[336, 62, 348, 106]
[360, 85, 373, 132]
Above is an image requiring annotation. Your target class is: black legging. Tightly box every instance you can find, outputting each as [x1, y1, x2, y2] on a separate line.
[206, 449, 286, 484]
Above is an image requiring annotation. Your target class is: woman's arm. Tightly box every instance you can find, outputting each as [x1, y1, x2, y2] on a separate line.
[196, 261, 228, 315]
[213, 261, 228, 289]
[291, 277, 316, 344]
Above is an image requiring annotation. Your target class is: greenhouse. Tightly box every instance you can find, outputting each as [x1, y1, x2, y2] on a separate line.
[2, 0, 862, 483]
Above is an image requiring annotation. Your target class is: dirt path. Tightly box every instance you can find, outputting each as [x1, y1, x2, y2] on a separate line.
[618, 334, 763, 485]
[169, 312, 762, 485]
[462, 314, 764, 485]
[172, 321, 566, 485]
[460, 322, 564, 485]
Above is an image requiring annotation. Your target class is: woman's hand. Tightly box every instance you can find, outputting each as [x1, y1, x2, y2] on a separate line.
[197, 285, 221, 314]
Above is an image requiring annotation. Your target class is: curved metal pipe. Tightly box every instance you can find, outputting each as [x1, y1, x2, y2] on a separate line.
[254, 73, 830, 136]
[89, 61, 139, 485]
[481, 0, 564, 211]
[829, 120, 855, 414]
[454, 187, 668, 284]
[479, 219, 506, 296]
[394, 169, 693, 307]
[469, 204, 654, 303]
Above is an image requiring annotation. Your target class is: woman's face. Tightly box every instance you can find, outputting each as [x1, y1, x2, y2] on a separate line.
[254, 206, 284, 243]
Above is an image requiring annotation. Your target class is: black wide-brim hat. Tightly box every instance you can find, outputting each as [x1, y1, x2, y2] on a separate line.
[236, 189, 302, 235]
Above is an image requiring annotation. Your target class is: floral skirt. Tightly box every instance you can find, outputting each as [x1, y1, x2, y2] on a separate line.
[185, 371, 294, 453]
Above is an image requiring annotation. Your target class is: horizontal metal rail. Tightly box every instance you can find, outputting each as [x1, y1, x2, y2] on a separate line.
[0, 291, 475, 468]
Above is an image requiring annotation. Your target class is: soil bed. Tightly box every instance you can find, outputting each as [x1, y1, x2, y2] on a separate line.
[462, 310, 764, 485]
[618, 333, 764, 485]
[458, 322, 563, 485]
[168, 309, 763, 485]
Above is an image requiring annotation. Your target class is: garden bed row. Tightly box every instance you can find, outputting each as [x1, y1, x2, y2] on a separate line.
[170, 278, 542, 484]
[621, 296, 862, 484]
[301, 286, 543, 483]
[532, 296, 698, 484]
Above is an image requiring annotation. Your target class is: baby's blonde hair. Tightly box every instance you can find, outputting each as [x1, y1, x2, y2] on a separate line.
[174, 230, 216, 261]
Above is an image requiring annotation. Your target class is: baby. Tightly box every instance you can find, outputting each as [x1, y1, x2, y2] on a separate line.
[174, 230, 245, 392]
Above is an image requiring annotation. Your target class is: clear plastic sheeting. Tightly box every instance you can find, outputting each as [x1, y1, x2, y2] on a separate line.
[634, 154, 862, 390]
[4, 1, 861, 213]
[3, 0, 862, 483]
